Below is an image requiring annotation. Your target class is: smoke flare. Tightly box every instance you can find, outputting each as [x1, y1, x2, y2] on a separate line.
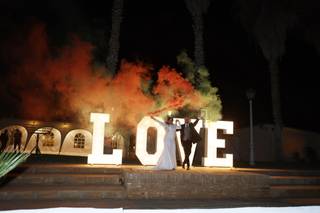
[1, 23, 222, 133]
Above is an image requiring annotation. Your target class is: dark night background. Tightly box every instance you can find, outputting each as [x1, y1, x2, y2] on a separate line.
[1, 0, 320, 133]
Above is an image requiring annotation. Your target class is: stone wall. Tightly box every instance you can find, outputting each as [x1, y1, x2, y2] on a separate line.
[124, 169, 269, 199]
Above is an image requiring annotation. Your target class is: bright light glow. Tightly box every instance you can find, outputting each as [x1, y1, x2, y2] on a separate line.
[175, 119, 203, 167]
[29, 120, 40, 126]
[61, 123, 71, 128]
[87, 113, 122, 165]
[136, 116, 166, 165]
[203, 121, 234, 167]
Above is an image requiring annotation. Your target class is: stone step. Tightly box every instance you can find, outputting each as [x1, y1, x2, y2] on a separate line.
[14, 164, 123, 175]
[270, 185, 320, 198]
[283, 198, 320, 205]
[236, 168, 320, 176]
[270, 176, 320, 185]
[0, 184, 127, 200]
[4, 173, 123, 186]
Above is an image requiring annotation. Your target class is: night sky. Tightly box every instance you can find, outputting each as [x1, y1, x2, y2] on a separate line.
[1, 0, 320, 133]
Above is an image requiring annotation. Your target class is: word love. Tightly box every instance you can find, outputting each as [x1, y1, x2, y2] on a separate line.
[89, 113, 234, 168]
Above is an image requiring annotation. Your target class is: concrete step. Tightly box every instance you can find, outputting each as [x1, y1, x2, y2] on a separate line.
[236, 168, 320, 176]
[4, 173, 123, 186]
[283, 197, 320, 205]
[270, 185, 320, 198]
[270, 176, 320, 185]
[0, 184, 127, 200]
[0, 163, 127, 201]
[14, 163, 123, 174]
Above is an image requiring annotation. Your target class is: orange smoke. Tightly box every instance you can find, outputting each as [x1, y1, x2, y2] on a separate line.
[152, 66, 202, 114]
[3, 22, 210, 132]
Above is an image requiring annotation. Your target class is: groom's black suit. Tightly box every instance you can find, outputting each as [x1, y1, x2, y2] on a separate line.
[177, 119, 202, 169]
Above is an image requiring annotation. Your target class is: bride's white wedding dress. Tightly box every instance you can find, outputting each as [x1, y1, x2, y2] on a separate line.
[152, 117, 179, 170]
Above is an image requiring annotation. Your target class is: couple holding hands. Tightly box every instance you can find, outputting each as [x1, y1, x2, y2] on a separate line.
[150, 114, 202, 170]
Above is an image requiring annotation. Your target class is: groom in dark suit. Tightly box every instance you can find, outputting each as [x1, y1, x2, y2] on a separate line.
[177, 116, 202, 170]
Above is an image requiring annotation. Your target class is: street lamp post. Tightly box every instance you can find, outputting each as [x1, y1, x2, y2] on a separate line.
[246, 88, 256, 166]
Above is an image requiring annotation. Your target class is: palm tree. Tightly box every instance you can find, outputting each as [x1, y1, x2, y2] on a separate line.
[302, 2, 320, 55]
[236, 0, 296, 161]
[106, 0, 124, 76]
[0, 151, 30, 179]
[183, 0, 222, 122]
[184, 0, 211, 70]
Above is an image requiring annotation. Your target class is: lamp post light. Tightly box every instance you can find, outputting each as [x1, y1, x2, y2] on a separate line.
[246, 88, 256, 166]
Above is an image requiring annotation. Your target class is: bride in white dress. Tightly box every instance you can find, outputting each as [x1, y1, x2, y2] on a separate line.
[151, 116, 180, 170]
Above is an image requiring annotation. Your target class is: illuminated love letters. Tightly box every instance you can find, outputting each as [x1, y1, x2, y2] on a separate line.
[88, 113, 234, 167]
[135, 116, 166, 165]
[203, 121, 234, 167]
[87, 113, 122, 165]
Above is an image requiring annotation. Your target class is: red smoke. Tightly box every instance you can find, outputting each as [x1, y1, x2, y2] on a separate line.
[3, 23, 204, 130]
[152, 66, 201, 114]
